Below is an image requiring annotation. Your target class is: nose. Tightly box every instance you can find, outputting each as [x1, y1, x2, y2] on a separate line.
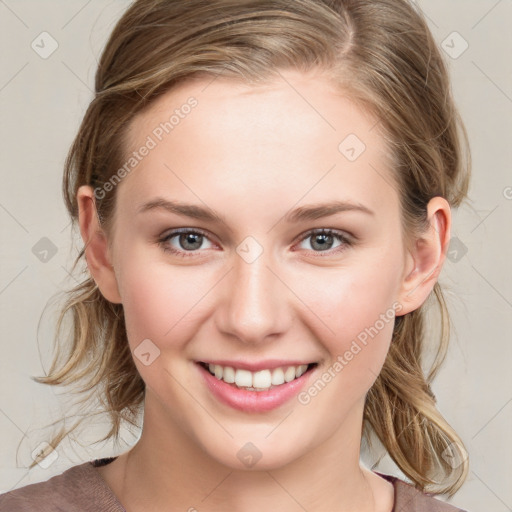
[215, 249, 292, 345]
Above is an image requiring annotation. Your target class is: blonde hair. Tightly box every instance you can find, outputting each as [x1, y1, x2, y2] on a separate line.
[30, 0, 471, 495]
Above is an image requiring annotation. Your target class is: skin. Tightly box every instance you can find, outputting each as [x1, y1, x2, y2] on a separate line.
[78, 69, 451, 512]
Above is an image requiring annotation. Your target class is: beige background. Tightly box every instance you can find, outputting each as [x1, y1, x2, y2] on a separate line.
[0, 1, 511, 510]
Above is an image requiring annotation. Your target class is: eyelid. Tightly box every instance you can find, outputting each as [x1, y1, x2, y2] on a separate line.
[294, 227, 353, 244]
[160, 226, 213, 241]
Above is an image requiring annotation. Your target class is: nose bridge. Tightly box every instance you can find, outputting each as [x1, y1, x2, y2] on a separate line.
[217, 248, 289, 344]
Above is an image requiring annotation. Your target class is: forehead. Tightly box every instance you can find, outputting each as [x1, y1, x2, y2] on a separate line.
[120, 70, 398, 222]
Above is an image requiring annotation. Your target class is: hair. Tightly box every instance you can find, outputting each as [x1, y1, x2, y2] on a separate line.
[29, 0, 471, 496]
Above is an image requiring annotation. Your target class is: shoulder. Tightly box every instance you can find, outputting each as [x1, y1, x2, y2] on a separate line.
[377, 473, 469, 512]
[0, 458, 124, 512]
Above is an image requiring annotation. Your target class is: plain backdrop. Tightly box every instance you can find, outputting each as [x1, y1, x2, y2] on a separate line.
[0, 1, 511, 510]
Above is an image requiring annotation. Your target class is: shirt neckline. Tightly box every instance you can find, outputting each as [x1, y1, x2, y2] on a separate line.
[88, 457, 405, 511]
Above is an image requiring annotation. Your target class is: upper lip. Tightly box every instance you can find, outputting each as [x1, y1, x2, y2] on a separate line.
[196, 359, 317, 372]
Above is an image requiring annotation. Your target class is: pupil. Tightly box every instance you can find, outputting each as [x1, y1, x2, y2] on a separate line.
[181, 233, 202, 250]
[313, 234, 332, 251]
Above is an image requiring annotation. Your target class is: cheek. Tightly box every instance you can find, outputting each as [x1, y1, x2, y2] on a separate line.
[117, 261, 217, 394]
[292, 256, 402, 391]
[294, 268, 400, 414]
[116, 251, 216, 352]
[301, 262, 401, 341]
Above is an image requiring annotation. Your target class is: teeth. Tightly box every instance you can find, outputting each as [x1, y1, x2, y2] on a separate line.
[296, 365, 307, 377]
[223, 366, 235, 384]
[284, 366, 296, 382]
[205, 363, 311, 390]
[235, 369, 252, 387]
[271, 368, 285, 385]
[253, 370, 272, 388]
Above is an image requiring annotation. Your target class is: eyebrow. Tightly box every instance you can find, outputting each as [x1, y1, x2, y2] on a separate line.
[284, 200, 374, 222]
[137, 198, 374, 223]
[137, 198, 224, 222]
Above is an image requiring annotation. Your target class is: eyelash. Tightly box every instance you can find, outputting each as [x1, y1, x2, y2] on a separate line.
[158, 227, 353, 259]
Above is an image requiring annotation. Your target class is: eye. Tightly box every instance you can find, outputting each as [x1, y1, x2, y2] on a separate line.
[159, 228, 215, 257]
[296, 228, 352, 255]
[158, 227, 352, 258]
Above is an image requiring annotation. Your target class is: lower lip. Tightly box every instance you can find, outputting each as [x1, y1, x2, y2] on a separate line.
[196, 363, 315, 413]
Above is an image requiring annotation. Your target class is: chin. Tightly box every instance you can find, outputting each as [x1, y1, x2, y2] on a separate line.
[195, 429, 313, 472]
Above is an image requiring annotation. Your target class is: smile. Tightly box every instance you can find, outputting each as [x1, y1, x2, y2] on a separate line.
[198, 362, 316, 391]
[195, 360, 318, 412]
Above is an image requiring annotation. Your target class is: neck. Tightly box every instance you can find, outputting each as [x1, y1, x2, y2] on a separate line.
[107, 395, 379, 512]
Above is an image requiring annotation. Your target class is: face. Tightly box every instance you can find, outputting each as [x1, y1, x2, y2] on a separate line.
[104, 69, 413, 470]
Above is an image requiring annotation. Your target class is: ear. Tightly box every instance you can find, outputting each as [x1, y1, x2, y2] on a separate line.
[396, 196, 451, 316]
[77, 185, 122, 304]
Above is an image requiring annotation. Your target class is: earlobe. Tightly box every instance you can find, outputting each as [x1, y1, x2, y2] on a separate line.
[77, 185, 122, 304]
[397, 197, 451, 316]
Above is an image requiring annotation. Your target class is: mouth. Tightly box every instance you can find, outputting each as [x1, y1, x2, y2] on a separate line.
[197, 361, 318, 391]
[195, 359, 318, 412]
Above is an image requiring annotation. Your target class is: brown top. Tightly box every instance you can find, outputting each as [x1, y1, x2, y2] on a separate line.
[0, 457, 467, 512]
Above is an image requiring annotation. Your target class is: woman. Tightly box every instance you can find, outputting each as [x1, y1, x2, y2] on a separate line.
[0, 0, 471, 510]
